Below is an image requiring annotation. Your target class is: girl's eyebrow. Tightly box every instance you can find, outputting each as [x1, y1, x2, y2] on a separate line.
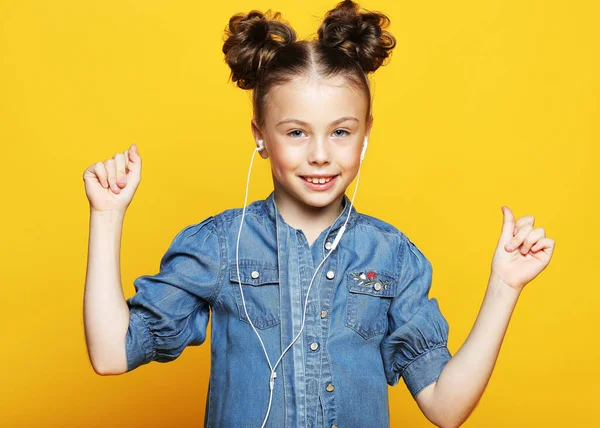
[276, 116, 359, 127]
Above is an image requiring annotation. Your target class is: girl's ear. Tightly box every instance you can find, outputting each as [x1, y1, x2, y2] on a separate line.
[260, 149, 270, 159]
[365, 115, 374, 138]
[250, 118, 269, 159]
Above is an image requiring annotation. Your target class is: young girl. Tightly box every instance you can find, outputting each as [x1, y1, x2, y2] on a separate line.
[82, 1, 555, 427]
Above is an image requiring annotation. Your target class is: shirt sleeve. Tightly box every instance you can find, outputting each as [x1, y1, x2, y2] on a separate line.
[125, 216, 222, 372]
[380, 235, 452, 399]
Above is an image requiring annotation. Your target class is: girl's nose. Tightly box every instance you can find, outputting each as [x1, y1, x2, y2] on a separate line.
[307, 137, 330, 164]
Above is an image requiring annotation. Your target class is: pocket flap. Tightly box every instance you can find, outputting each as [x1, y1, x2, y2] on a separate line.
[347, 269, 396, 298]
[229, 260, 279, 286]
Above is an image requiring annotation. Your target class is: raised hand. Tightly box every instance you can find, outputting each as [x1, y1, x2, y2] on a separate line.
[82, 144, 142, 214]
[491, 206, 555, 292]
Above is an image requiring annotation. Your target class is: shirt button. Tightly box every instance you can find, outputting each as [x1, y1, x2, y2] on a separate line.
[326, 383, 335, 392]
[373, 281, 382, 291]
[251, 270, 260, 279]
[326, 270, 335, 280]
[320, 310, 328, 318]
[325, 241, 333, 250]
[310, 342, 319, 351]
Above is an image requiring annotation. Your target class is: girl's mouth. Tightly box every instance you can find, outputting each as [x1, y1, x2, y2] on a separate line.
[300, 175, 338, 191]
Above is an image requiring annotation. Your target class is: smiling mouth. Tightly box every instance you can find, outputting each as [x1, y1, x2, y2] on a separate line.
[301, 175, 338, 184]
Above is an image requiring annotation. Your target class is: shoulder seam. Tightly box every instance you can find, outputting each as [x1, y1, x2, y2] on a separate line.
[176, 216, 222, 307]
[207, 215, 226, 307]
[355, 215, 404, 240]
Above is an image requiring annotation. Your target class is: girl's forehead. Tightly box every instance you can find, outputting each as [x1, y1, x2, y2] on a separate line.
[266, 76, 367, 123]
[273, 75, 356, 95]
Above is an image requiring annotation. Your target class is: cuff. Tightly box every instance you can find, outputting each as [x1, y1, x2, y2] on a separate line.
[401, 345, 452, 399]
[125, 308, 156, 372]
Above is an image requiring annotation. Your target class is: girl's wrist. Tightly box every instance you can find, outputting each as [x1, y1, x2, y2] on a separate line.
[488, 271, 522, 300]
[90, 207, 126, 219]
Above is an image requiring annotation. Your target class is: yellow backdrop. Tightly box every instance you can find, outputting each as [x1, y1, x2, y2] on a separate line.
[1, 0, 598, 426]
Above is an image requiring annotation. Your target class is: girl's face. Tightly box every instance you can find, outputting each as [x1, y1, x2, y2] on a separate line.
[252, 75, 373, 213]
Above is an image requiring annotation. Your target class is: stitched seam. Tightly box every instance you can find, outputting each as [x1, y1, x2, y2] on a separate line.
[131, 308, 157, 363]
[207, 218, 225, 307]
[398, 343, 448, 378]
[354, 215, 404, 238]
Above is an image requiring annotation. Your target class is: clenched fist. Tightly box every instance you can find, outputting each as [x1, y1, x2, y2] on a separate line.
[83, 144, 142, 213]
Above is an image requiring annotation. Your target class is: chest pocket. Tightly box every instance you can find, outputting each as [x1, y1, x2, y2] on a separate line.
[345, 269, 397, 339]
[229, 260, 280, 330]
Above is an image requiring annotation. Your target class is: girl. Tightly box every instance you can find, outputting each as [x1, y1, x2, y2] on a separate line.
[82, 1, 555, 427]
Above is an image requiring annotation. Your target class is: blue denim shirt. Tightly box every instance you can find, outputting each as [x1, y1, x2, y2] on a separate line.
[125, 191, 452, 427]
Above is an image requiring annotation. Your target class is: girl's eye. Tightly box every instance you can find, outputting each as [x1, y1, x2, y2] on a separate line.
[287, 129, 350, 138]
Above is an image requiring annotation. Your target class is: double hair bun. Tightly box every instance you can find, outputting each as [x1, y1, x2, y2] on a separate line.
[223, 0, 396, 90]
[317, 0, 396, 73]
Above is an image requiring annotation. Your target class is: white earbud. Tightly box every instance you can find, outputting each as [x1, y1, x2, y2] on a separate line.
[257, 139, 265, 152]
[360, 136, 368, 163]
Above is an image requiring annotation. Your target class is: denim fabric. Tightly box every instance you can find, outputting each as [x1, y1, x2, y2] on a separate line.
[125, 191, 452, 428]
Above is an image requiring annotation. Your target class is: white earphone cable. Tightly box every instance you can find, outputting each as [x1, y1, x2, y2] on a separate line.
[236, 140, 365, 427]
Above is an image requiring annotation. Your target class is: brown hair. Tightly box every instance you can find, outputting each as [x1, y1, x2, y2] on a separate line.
[222, 0, 396, 130]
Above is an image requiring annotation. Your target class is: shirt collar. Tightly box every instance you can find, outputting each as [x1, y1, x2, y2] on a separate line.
[261, 190, 359, 234]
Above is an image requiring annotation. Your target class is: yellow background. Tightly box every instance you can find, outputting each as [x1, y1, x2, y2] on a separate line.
[1, 0, 598, 426]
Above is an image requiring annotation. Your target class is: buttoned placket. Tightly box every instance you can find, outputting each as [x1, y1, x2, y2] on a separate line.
[274, 199, 342, 428]
[276, 211, 305, 428]
[312, 231, 340, 428]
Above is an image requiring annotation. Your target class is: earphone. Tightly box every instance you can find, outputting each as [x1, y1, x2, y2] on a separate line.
[237, 135, 368, 427]
[360, 135, 368, 162]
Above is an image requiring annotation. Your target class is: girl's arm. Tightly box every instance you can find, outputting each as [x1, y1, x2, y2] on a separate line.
[416, 207, 555, 428]
[82, 144, 141, 375]
[83, 209, 130, 375]
[416, 273, 520, 428]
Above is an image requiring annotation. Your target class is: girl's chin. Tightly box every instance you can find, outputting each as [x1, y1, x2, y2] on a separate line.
[297, 185, 347, 207]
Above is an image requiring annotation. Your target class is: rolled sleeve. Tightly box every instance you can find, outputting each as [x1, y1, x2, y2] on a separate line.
[381, 235, 452, 399]
[125, 216, 222, 372]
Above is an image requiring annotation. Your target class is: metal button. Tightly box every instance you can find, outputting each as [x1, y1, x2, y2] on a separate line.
[326, 270, 335, 280]
[325, 241, 333, 250]
[325, 383, 335, 392]
[373, 281, 382, 291]
[331, 426, 338, 428]
[310, 342, 319, 351]
[320, 310, 328, 318]
[251, 270, 260, 279]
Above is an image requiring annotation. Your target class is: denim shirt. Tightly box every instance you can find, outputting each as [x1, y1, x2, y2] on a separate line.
[125, 191, 452, 428]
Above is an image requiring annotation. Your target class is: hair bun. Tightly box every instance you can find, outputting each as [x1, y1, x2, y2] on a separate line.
[223, 10, 296, 90]
[317, 0, 396, 73]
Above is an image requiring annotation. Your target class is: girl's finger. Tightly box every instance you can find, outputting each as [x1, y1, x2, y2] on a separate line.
[104, 158, 119, 193]
[513, 215, 535, 235]
[520, 227, 546, 254]
[124, 149, 130, 170]
[530, 237, 553, 253]
[129, 143, 141, 163]
[505, 223, 533, 252]
[94, 162, 109, 188]
[114, 153, 127, 188]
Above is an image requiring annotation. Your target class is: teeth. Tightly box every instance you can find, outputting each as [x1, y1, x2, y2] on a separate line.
[305, 176, 333, 184]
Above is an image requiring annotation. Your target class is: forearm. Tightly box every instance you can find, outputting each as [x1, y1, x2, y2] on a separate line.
[83, 209, 130, 375]
[433, 273, 521, 427]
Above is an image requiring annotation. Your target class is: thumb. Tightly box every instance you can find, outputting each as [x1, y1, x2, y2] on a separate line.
[499, 206, 515, 245]
[128, 143, 141, 165]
